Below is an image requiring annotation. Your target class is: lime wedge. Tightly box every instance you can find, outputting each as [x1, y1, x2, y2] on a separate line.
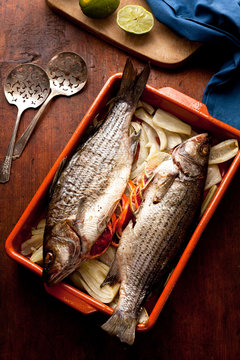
[79, 0, 120, 19]
[117, 5, 154, 35]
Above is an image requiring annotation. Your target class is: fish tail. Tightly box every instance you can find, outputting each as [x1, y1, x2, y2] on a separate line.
[118, 58, 150, 105]
[101, 309, 138, 345]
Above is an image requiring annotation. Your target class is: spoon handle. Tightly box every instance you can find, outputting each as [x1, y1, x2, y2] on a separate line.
[13, 91, 58, 159]
[0, 108, 24, 183]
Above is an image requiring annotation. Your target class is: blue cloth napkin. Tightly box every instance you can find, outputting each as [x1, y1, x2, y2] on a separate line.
[146, 0, 240, 129]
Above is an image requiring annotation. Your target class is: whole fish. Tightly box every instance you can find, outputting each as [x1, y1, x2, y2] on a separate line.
[101, 133, 210, 345]
[43, 59, 150, 286]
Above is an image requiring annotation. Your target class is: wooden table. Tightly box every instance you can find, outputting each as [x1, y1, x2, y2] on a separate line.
[1, 1, 240, 359]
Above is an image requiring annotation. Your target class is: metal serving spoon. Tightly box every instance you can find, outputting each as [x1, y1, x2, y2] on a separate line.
[13, 51, 88, 159]
[0, 64, 50, 183]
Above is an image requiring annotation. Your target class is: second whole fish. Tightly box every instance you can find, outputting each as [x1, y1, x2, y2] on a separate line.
[101, 133, 210, 345]
[43, 59, 150, 286]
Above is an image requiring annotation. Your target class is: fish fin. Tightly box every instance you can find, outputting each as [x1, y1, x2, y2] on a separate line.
[97, 199, 120, 234]
[100, 257, 120, 288]
[153, 175, 176, 204]
[130, 129, 141, 157]
[117, 59, 150, 105]
[49, 157, 68, 198]
[101, 309, 138, 345]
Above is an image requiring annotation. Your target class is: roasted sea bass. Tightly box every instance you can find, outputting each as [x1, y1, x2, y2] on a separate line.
[43, 59, 150, 286]
[101, 133, 210, 345]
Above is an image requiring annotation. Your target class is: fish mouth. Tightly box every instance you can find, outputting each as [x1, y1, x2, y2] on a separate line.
[43, 250, 83, 286]
[43, 249, 83, 286]
[43, 223, 83, 286]
[43, 265, 75, 287]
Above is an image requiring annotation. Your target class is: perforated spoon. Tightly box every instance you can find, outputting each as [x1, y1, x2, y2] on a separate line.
[13, 52, 88, 159]
[0, 64, 50, 183]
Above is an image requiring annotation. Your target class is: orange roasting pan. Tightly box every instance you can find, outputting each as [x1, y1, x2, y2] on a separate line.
[5, 73, 240, 332]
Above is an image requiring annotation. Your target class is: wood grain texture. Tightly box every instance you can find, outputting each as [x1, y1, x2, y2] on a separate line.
[1, 0, 240, 359]
[46, 0, 201, 68]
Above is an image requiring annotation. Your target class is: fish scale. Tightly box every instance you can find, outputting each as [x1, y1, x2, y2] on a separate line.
[48, 125, 124, 225]
[43, 59, 150, 286]
[132, 183, 196, 283]
[101, 133, 210, 345]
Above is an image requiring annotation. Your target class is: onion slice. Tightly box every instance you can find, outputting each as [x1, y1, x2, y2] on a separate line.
[135, 108, 167, 150]
[204, 164, 222, 190]
[70, 260, 120, 304]
[153, 108, 191, 135]
[145, 152, 171, 177]
[141, 101, 155, 115]
[209, 139, 239, 164]
[30, 245, 43, 264]
[201, 185, 218, 217]
[165, 130, 182, 150]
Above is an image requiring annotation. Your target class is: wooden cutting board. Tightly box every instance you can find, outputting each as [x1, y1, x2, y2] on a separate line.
[46, 0, 201, 68]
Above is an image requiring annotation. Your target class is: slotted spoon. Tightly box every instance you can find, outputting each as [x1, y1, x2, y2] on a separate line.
[0, 63, 50, 183]
[13, 51, 88, 159]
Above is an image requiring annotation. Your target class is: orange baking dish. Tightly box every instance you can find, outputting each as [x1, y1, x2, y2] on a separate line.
[5, 73, 240, 332]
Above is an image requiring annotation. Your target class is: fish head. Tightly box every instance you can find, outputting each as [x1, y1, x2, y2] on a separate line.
[43, 221, 81, 286]
[173, 133, 210, 178]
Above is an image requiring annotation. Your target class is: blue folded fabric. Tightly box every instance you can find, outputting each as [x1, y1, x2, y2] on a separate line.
[146, 0, 240, 129]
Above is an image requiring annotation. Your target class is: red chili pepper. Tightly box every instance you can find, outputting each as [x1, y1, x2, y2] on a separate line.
[116, 199, 130, 237]
[111, 213, 118, 234]
[89, 175, 148, 251]
[85, 226, 113, 259]
[135, 185, 142, 209]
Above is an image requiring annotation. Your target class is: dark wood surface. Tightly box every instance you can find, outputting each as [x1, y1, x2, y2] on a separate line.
[1, 1, 240, 359]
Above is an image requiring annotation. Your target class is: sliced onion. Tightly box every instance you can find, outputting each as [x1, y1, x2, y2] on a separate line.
[145, 152, 171, 177]
[204, 164, 222, 190]
[21, 234, 43, 256]
[130, 121, 142, 134]
[209, 139, 239, 164]
[180, 130, 198, 142]
[135, 108, 167, 150]
[131, 162, 146, 180]
[153, 108, 191, 135]
[30, 245, 43, 264]
[147, 143, 160, 160]
[71, 260, 120, 304]
[131, 121, 149, 167]
[165, 130, 182, 150]
[141, 101, 155, 115]
[138, 307, 149, 324]
[201, 185, 218, 217]
[31, 227, 45, 236]
[141, 122, 160, 152]
[37, 219, 46, 229]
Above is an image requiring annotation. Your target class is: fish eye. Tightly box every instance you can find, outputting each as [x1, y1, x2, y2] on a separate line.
[45, 251, 54, 264]
[199, 144, 209, 156]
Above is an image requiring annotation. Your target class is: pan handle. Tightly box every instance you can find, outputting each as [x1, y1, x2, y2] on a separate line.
[157, 87, 210, 117]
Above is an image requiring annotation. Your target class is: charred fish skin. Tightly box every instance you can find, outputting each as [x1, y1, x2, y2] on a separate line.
[101, 133, 210, 345]
[43, 59, 150, 286]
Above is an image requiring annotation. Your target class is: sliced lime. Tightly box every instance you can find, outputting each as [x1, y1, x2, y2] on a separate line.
[117, 5, 154, 35]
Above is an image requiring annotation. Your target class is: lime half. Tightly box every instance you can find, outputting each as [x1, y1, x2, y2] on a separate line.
[79, 0, 120, 19]
[117, 5, 154, 35]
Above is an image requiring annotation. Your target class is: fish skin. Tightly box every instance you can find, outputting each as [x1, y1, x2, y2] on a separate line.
[101, 133, 210, 345]
[43, 59, 150, 286]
